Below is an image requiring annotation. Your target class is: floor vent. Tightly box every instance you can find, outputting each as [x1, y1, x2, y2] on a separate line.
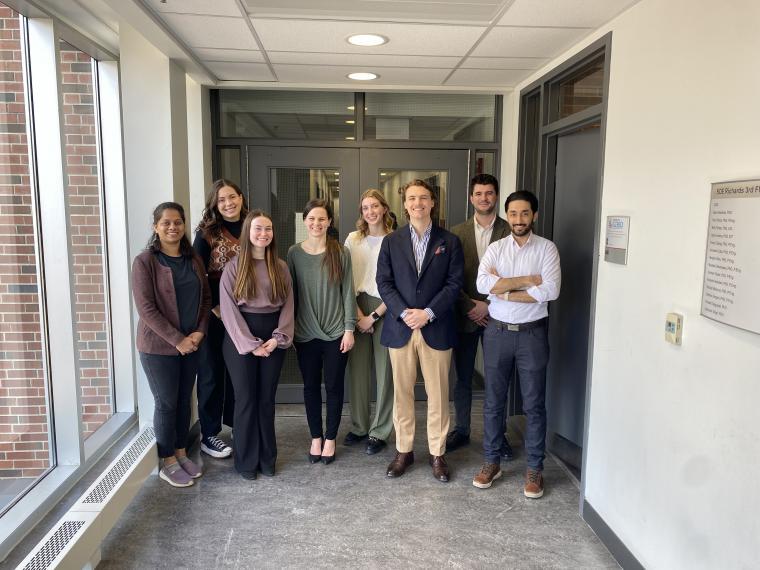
[16, 427, 157, 569]
[82, 427, 154, 504]
[21, 521, 85, 570]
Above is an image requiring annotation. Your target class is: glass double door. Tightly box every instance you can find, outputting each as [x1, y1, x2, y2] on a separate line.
[248, 146, 469, 402]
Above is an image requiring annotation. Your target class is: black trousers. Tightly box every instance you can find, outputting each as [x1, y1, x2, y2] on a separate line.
[139, 351, 198, 458]
[222, 312, 285, 473]
[295, 337, 348, 441]
[197, 312, 235, 436]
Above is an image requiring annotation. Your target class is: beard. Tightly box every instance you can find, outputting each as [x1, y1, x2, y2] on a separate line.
[510, 220, 533, 237]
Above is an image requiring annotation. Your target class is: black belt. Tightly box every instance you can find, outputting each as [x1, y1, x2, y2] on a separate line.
[490, 317, 547, 332]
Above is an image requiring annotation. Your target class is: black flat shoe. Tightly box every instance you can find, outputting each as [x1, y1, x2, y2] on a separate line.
[366, 437, 387, 455]
[240, 470, 257, 480]
[260, 465, 275, 477]
[343, 432, 368, 446]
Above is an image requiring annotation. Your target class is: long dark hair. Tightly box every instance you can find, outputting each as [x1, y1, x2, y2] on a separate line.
[355, 188, 393, 237]
[234, 210, 289, 303]
[303, 199, 343, 284]
[195, 179, 248, 238]
[146, 202, 194, 256]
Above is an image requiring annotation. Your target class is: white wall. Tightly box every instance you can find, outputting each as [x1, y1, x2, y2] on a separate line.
[501, 0, 760, 567]
[119, 22, 194, 426]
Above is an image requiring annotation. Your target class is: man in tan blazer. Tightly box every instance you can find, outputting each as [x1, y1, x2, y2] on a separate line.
[446, 174, 513, 458]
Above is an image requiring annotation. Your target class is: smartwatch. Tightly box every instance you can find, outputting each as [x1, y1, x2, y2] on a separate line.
[370, 311, 381, 322]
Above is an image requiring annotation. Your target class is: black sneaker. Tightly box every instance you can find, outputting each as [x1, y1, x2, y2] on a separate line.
[366, 437, 387, 455]
[500, 436, 514, 460]
[201, 435, 232, 458]
[343, 432, 368, 446]
[445, 430, 470, 451]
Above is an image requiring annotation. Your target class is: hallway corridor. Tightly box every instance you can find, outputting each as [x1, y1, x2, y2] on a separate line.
[96, 403, 617, 569]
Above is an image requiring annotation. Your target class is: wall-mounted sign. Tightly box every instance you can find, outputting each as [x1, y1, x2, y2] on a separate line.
[701, 179, 760, 335]
[604, 215, 630, 265]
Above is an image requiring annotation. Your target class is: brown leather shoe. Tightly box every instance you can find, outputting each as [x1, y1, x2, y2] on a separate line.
[473, 462, 502, 489]
[386, 451, 414, 478]
[524, 469, 544, 498]
[429, 454, 449, 483]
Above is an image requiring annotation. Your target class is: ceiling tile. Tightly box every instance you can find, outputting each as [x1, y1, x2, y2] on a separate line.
[497, 0, 640, 28]
[195, 48, 265, 63]
[268, 51, 460, 68]
[253, 18, 485, 56]
[472, 26, 591, 57]
[461, 56, 549, 70]
[205, 61, 275, 81]
[273, 64, 450, 85]
[147, 0, 242, 17]
[446, 68, 533, 87]
[160, 14, 258, 49]
[244, 0, 504, 24]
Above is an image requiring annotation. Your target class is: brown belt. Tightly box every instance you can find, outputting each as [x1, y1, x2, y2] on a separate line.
[490, 317, 547, 332]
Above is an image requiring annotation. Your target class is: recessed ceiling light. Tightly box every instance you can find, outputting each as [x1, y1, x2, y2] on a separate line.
[345, 136, 355, 140]
[348, 72, 378, 81]
[347, 105, 355, 111]
[380, 172, 387, 176]
[345, 120, 355, 124]
[347, 34, 388, 47]
[334, 172, 340, 176]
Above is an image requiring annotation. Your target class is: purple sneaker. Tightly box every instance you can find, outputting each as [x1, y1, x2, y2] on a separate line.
[159, 461, 194, 487]
[178, 456, 202, 479]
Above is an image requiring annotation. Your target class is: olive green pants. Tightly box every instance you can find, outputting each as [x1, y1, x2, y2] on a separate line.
[346, 293, 394, 441]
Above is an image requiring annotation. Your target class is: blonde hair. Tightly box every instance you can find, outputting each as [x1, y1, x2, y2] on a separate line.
[355, 189, 394, 237]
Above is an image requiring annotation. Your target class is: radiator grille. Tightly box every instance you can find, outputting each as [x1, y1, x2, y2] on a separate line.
[81, 426, 155, 504]
[22, 520, 85, 570]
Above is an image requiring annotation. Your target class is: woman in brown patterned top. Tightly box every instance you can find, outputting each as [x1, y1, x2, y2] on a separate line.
[192, 179, 248, 459]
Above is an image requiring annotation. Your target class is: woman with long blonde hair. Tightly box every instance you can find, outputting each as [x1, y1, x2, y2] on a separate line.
[220, 210, 293, 479]
[343, 189, 395, 455]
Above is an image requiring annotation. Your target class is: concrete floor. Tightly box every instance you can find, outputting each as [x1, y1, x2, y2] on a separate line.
[97, 403, 618, 569]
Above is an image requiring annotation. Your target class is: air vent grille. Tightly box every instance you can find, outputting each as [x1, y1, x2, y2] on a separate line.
[22, 520, 85, 570]
[82, 426, 155, 504]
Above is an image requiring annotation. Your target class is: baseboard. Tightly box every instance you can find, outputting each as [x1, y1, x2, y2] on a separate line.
[582, 500, 644, 570]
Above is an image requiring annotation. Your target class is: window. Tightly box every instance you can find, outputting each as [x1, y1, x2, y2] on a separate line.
[0, 3, 54, 515]
[59, 40, 114, 438]
[365, 92, 496, 141]
[219, 90, 355, 139]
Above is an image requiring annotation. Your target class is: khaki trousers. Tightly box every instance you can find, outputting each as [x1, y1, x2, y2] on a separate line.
[388, 329, 451, 456]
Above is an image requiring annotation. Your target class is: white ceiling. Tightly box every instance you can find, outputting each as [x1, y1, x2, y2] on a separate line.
[46, 0, 643, 90]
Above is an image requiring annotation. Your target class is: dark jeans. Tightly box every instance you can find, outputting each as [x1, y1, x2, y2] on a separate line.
[295, 337, 348, 441]
[222, 312, 285, 473]
[453, 328, 509, 437]
[196, 313, 235, 436]
[482, 319, 549, 470]
[139, 351, 199, 459]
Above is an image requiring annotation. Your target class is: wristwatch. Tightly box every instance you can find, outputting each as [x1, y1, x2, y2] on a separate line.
[370, 311, 381, 322]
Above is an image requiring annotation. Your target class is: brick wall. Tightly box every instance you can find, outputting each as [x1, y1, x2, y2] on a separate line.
[59, 41, 113, 439]
[0, 6, 51, 479]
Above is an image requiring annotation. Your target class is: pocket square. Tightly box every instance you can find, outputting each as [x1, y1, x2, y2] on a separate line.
[435, 245, 446, 255]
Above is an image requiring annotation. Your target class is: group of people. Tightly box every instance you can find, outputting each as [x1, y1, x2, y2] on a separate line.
[131, 173, 560, 499]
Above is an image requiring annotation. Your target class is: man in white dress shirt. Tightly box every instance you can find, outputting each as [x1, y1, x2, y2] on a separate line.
[471, 190, 561, 498]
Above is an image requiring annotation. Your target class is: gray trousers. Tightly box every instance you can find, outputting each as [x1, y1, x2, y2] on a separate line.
[346, 293, 394, 441]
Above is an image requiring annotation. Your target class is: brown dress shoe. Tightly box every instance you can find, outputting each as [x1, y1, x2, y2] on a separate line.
[429, 454, 450, 482]
[386, 451, 414, 478]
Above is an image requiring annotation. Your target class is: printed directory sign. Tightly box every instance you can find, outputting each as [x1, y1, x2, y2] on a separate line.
[701, 180, 760, 335]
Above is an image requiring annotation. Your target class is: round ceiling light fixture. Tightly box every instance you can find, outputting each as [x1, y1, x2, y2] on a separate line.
[347, 34, 388, 47]
[347, 72, 378, 81]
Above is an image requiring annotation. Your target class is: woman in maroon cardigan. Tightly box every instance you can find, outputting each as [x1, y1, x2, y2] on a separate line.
[132, 202, 211, 487]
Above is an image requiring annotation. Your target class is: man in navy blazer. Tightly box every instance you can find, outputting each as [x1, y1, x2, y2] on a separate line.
[376, 179, 464, 482]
